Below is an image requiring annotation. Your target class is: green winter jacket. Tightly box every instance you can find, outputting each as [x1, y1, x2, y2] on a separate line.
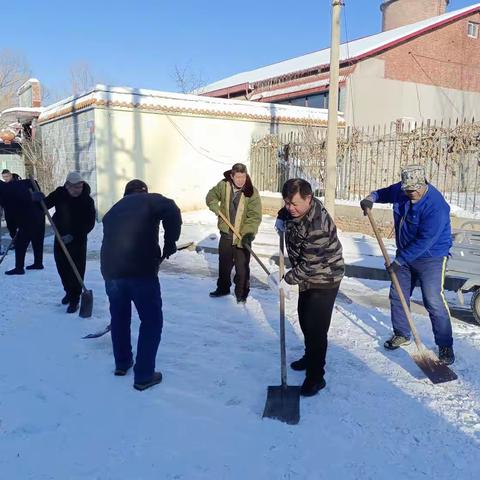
[205, 170, 262, 247]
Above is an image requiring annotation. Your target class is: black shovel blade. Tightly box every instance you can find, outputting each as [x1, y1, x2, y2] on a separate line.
[79, 290, 93, 318]
[412, 350, 458, 384]
[263, 385, 301, 425]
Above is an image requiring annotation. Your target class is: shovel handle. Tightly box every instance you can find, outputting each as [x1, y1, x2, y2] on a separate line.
[30, 178, 89, 293]
[279, 232, 287, 387]
[366, 210, 423, 350]
[217, 210, 271, 277]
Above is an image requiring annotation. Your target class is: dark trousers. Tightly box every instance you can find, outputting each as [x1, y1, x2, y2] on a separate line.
[54, 239, 87, 300]
[15, 221, 45, 269]
[105, 276, 163, 384]
[389, 256, 453, 347]
[4, 208, 17, 239]
[217, 232, 251, 299]
[297, 286, 340, 381]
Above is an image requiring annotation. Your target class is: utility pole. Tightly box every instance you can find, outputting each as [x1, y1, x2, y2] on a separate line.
[325, 0, 342, 217]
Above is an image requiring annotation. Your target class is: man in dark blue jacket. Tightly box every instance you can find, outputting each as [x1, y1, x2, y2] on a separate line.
[360, 165, 454, 365]
[101, 179, 182, 391]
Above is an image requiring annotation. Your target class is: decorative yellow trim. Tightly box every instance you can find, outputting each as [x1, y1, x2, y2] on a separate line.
[38, 98, 334, 127]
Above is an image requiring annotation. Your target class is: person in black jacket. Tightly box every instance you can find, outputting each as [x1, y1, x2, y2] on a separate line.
[0, 178, 45, 275]
[1, 169, 22, 246]
[40, 172, 96, 313]
[101, 179, 182, 391]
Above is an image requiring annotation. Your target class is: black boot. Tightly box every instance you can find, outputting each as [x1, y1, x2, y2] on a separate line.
[290, 356, 307, 371]
[114, 360, 134, 376]
[209, 289, 230, 298]
[300, 377, 326, 397]
[61, 294, 70, 305]
[5, 267, 25, 275]
[438, 346, 455, 365]
[26, 264, 44, 270]
[66, 298, 79, 314]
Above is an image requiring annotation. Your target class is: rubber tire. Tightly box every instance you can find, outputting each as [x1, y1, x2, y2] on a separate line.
[471, 288, 480, 325]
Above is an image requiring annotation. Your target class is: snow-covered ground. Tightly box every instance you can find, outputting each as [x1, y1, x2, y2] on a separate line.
[1, 213, 479, 480]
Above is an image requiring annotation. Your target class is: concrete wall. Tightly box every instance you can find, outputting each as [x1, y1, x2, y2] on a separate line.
[0, 154, 25, 177]
[344, 57, 480, 125]
[94, 106, 326, 216]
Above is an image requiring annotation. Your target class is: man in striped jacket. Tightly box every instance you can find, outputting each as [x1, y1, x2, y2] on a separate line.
[276, 178, 344, 397]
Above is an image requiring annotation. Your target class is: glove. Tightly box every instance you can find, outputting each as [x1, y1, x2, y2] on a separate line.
[31, 191, 45, 203]
[275, 218, 285, 234]
[241, 233, 255, 248]
[386, 260, 401, 275]
[163, 242, 177, 259]
[360, 197, 373, 215]
[61, 234, 74, 245]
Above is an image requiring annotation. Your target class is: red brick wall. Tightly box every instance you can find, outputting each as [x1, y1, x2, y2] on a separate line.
[378, 12, 480, 93]
[382, 0, 448, 31]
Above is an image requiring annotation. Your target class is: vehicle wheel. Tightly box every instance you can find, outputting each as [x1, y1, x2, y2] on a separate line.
[471, 289, 480, 325]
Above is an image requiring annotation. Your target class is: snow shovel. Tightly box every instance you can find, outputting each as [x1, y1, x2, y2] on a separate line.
[82, 241, 194, 339]
[217, 211, 272, 277]
[262, 231, 300, 425]
[0, 232, 17, 266]
[30, 179, 93, 318]
[366, 210, 457, 384]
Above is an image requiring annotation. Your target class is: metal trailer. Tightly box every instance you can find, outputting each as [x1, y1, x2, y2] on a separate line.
[447, 220, 480, 324]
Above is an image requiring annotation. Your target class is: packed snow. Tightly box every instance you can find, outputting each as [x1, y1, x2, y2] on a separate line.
[1, 212, 479, 480]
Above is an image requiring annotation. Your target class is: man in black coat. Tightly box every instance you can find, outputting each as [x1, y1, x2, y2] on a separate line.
[40, 172, 96, 313]
[101, 179, 182, 391]
[1, 169, 22, 245]
[0, 178, 45, 275]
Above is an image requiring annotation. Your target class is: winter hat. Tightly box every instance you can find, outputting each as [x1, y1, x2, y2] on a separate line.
[65, 171, 84, 184]
[400, 164, 426, 191]
[124, 179, 148, 196]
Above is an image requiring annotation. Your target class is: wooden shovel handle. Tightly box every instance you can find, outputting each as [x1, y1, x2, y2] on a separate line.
[217, 210, 271, 277]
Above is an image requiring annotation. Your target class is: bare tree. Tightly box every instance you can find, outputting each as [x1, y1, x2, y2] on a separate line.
[172, 63, 206, 94]
[69, 61, 96, 96]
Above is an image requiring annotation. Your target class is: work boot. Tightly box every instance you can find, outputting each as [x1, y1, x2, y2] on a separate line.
[134, 372, 163, 391]
[438, 346, 455, 365]
[66, 298, 79, 314]
[290, 356, 307, 371]
[300, 377, 326, 397]
[26, 264, 44, 270]
[5, 267, 25, 275]
[236, 296, 247, 304]
[61, 294, 70, 305]
[209, 289, 230, 298]
[384, 334, 411, 350]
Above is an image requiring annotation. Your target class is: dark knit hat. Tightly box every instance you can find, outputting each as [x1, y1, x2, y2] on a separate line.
[124, 179, 148, 196]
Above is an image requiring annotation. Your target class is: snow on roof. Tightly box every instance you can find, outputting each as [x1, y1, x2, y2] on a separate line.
[199, 3, 480, 94]
[38, 84, 343, 124]
[0, 106, 44, 123]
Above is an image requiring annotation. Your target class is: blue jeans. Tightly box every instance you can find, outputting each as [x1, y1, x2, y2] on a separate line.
[105, 276, 163, 383]
[389, 256, 453, 347]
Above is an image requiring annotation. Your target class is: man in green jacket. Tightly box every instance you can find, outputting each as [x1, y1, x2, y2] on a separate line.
[206, 163, 262, 303]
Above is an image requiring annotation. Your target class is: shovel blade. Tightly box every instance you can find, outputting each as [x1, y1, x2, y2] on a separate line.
[412, 349, 457, 384]
[79, 290, 93, 318]
[263, 385, 301, 425]
[82, 324, 111, 339]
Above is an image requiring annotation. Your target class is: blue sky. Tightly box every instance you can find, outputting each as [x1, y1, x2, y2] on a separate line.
[2, 0, 475, 100]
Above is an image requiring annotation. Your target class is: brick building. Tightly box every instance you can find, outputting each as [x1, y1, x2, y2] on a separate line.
[199, 1, 480, 126]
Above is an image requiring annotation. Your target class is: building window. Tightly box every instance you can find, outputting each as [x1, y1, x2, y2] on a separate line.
[467, 21, 479, 39]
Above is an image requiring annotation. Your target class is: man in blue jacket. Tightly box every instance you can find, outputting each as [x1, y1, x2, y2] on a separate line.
[360, 165, 454, 365]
